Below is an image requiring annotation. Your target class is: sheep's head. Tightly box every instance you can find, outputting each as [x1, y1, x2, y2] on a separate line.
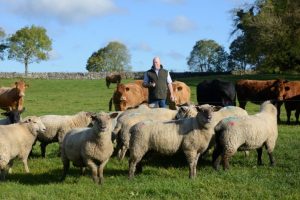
[175, 105, 197, 119]
[195, 104, 222, 125]
[22, 116, 46, 136]
[92, 112, 119, 133]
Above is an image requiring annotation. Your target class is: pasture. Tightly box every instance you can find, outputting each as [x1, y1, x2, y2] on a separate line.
[0, 74, 299, 200]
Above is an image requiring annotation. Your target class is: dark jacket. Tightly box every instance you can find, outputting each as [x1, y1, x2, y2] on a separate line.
[146, 66, 168, 100]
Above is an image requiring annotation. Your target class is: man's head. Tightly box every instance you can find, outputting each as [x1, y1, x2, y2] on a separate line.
[153, 57, 161, 70]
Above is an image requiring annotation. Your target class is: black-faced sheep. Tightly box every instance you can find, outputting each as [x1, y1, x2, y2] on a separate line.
[212, 101, 278, 170]
[61, 112, 118, 184]
[0, 116, 46, 180]
[0, 107, 25, 125]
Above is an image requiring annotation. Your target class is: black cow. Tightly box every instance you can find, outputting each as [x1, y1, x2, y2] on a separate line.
[197, 79, 236, 106]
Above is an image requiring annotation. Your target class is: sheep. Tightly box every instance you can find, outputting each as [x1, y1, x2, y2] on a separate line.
[37, 111, 94, 157]
[212, 101, 278, 170]
[0, 116, 46, 180]
[61, 112, 119, 184]
[128, 104, 221, 179]
[0, 107, 25, 125]
[114, 108, 178, 160]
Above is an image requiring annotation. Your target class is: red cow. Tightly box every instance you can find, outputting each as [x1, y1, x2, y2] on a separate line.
[167, 81, 191, 110]
[0, 80, 28, 111]
[109, 81, 148, 111]
[106, 74, 122, 88]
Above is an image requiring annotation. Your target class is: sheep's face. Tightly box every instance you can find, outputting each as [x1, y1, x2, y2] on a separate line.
[195, 105, 221, 125]
[92, 112, 119, 133]
[22, 116, 46, 135]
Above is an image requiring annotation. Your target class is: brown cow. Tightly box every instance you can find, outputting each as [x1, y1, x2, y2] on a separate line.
[106, 74, 121, 88]
[276, 81, 300, 124]
[0, 80, 28, 111]
[109, 81, 148, 111]
[167, 81, 191, 110]
[235, 79, 285, 120]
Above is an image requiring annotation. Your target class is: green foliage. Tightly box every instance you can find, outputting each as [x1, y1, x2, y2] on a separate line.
[187, 40, 228, 72]
[231, 0, 300, 73]
[86, 41, 131, 72]
[0, 75, 299, 199]
[0, 27, 8, 61]
[8, 25, 52, 76]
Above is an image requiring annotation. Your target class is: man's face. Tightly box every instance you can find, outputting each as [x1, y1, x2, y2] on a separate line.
[153, 58, 161, 70]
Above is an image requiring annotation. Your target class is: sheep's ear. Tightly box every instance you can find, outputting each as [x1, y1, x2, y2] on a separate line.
[110, 112, 119, 119]
[91, 114, 97, 121]
[195, 106, 202, 112]
[213, 106, 222, 112]
[25, 118, 32, 123]
[180, 106, 189, 112]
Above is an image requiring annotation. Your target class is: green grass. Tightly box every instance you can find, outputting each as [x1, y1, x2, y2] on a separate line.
[0, 75, 299, 200]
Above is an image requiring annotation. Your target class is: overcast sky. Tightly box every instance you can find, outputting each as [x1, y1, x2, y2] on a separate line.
[0, 0, 253, 73]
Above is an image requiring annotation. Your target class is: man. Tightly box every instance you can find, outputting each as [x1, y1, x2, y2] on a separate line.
[143, 56, 175, 108]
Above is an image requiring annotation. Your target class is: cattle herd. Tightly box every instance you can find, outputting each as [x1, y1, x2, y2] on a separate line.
[0, 77, 299, 184]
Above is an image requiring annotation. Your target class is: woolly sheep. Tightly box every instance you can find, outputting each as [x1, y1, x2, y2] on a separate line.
[115, 108, 178, 160]
[128, 105, 221, 179]
[61, 112, 118, 184]
[0, 116, 46, 180]
[212, 101, 278, 170]
[37, 111, 93, 157]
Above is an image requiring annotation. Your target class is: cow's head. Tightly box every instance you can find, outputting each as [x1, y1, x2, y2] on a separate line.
[271, 79, 289, 101]
[15, 80, 28, 97]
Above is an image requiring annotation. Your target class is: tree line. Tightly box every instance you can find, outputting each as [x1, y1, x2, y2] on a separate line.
[1, 0, 299, 74]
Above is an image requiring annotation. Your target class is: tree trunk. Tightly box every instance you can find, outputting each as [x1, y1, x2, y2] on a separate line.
[24, 59, 28, 76]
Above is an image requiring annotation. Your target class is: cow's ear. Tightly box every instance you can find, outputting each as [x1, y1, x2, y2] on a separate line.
[177, 86, 183, 91]
[125, 87, 130, 91]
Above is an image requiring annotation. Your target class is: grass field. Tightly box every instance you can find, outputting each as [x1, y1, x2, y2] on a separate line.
[0, 74, 299, 200]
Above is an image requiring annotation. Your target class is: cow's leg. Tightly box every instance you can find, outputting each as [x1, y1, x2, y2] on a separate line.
[295, 109, 299, 124]
[276, 101, 283, 122]
[286, 109, 292, 124]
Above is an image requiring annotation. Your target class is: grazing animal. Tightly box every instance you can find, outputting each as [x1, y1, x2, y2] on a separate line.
[109, 80, 148, 111]
[37, 111, 94, 157]
[0, 116, 46, 180]
[212, 101, 278, 170]
[0, 107, 25, 125]
[61, 112, 118, 184]
[128, 105, 221, 179]
[0, 80, 28, 111]
[105, 74, 122, 88]
[167, 81, 191, 110]
[197, 79, 236, 107]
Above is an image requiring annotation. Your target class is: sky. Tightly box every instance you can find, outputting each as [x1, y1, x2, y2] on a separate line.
[0, 0, 254, 73]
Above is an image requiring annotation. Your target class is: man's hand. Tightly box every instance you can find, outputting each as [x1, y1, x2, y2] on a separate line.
[149, 82, 156, 87]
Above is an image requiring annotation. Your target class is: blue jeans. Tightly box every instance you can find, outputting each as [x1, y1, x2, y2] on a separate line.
[148, 99, 166, 108]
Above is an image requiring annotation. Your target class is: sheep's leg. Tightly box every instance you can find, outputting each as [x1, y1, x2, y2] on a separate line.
[22, 158, 30, 173]
[119, 146, 128, 160]
[193, 153, 201, 178]
[86, 159, 99, 184]
[0, 168, 6, 181]
[98, 159, 109, 185]
[7, 160, 14, 174]
[256, 147, 263, 165]
[40, 142, 48, 158]
[61, 157, 70, 181]
[212, 147, 222, 170]
[185, 151, 198, 179]
[128, 156, 143, 179]
[267, 152, 276, 166]
[265, 142, 276, 166]
[222, 149, 235, 170]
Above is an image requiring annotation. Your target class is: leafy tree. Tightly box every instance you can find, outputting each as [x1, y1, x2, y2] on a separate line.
[228, 35, 250, 71]
[86, 41, 131, 72]
[187, 39, 228, 72]
[0, 27, 8, 60]
[231, 0, 300, 72]
[8, 25, 52, 76]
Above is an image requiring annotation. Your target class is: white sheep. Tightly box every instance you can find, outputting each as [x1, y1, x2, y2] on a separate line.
[37, 111, 94, 157]
[61, 112, 118, 184]
[212, 101, 278, 170]
[115, 108, 178, 160]
[128, 104, 221, 179]
[0, 116, 46, 180]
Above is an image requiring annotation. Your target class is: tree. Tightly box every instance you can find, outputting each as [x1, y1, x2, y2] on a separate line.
[0, 27, 8, 61]
[231, 0, 300, 72]
[187, 40, 228, 72]
[86, 41, 131, 72]
[8, 25, 52, 76]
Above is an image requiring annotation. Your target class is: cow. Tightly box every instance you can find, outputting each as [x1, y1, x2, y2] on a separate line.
[167, 81, 191, 110]
[0, 80, 28, 111]
[106, 74, 122, 88]
[276, 81, 300, 124]
[109, 80, 148, 111]
[197, 79, 236, 107]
